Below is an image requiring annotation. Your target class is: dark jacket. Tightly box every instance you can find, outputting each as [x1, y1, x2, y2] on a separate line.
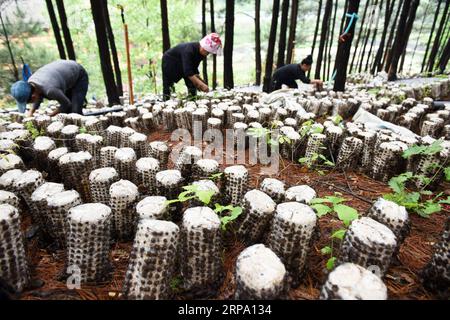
[28, 60, 86, 111]
[270, 64, 311, 91]
[162, 42, 204, 82]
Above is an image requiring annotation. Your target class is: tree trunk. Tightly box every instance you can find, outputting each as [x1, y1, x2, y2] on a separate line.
[223, 0, 235, 89]
[428, 0, 450, 72]
[286, 0, 299, 64]
[339, 0, 349, 38]
[0, 11, 18, 81]
[383, 0, 403, 71]
[45, 0, 66, 59]
[90, 0, 120, 105]
[349, 0, 370, 74]
[160, 0, 171, 53]
[436, 14, 450, 61]
[310, 0, 323, 77]
[326, 0, 338, 80]
[398, 0, 420, 73]
[406, 0, 429, 73]
[103, 0, 123, 96]
[255, 0, 262, 85]
[371, 0, 394, 74]
[421, 0, 442, 72]
[333, 0, 361, 92]
[210, 0, 217, 89]
[438, 36, 450, 73]
[55, 0, 76, 60]
[315, 0, 333, 79]
[323, 7, 331, 80]
[387, 0, 413, 81]
[263, 0, 281, 92]
[201, 0, 208, 85]
[365, 0, 383, 72]
[358, 0, 378, 73]
[277, 0, 290, 67]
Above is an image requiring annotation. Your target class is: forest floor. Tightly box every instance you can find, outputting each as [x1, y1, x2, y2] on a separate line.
[18, 127, 449, 300]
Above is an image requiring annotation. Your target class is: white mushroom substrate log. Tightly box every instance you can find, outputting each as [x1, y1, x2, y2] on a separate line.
[123, 219, 179, 299]
[234, 244, 287, 299]
[66, 203, 112, 283]
[320, 263, 387, 300]
[421, 217, 449, 298]
[266, 202, 317, 283]
[180, 206, 222, 295]
[0, 204, 30, 293]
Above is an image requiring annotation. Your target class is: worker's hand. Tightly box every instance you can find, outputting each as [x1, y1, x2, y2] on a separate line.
[199, 83, 209, 93]
[49, 109, 60, 117]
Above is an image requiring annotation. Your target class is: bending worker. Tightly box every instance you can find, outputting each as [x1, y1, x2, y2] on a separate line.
[10, 59, 89, 116]
[269, 55, 323, 92]
[162, 33, 222, 101]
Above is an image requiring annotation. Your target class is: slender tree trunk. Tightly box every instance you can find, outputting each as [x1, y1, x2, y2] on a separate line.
[323, 7, 332, 80]
[160, 0, 171, 53]
[421, 0, 442, 72]
[210, 0, 217, 89]
[327, 0, 338, 80]
[223, 0, 235, 89]
[428, 0, 450, 72]
[334, 0, 360, 91]
[384, 0, 403, 71]
[315, 0, 333, 79]
[339, 0, 349, 37]
[407, 0, 428, 73]
[45, 0, 66, 59]
[55, 0, 76, 60]
[365, 0, 383, 72]
[438, 35, 450, 73]
[398, 0, 420, 73]
[103, 0, 123, 96]
[277, 0, 290, 67]
[436, 15, 450, 61]
[358, 0, 378, 73]
[201, 0, 208, 85]
[371, 0, 393, 74]
[0, 11, 18, 81]
[310, 0, 323, 77]
[90, 0, 120, 105]
[286, 0, 299, 64]
[349, 0, 370, 74]
[387, 0, 412, 81]
[255, 0, 262, 85]
[263, 0, 281, 92]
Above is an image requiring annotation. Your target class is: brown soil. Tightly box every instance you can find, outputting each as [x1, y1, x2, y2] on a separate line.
[19, 128, 449, 300]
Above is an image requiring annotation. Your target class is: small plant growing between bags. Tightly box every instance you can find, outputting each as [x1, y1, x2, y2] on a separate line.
[246, 126, 291, 146]
[214, 204, 243, 231]
[383, 172, 450, 218]
[208, 172, 223, 181]
[382, 140, 450, 218]
[25, 121, 44, 139]
[166, 184, 215, 206]
[299, 120, 324, 138]
[166, 183, 243, 231]
[310, 193, 359, 270]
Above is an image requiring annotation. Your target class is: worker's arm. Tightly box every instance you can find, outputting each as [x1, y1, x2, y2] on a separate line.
[46, 88, 72, 114]
[28, 96, 43, 117]
[182, 48, 209, 92]
[188, 75, 209, 92]
[310, 79, 323, 85]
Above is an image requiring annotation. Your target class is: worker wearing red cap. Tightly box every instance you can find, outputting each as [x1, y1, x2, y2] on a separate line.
[162, 33, 222, 101]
